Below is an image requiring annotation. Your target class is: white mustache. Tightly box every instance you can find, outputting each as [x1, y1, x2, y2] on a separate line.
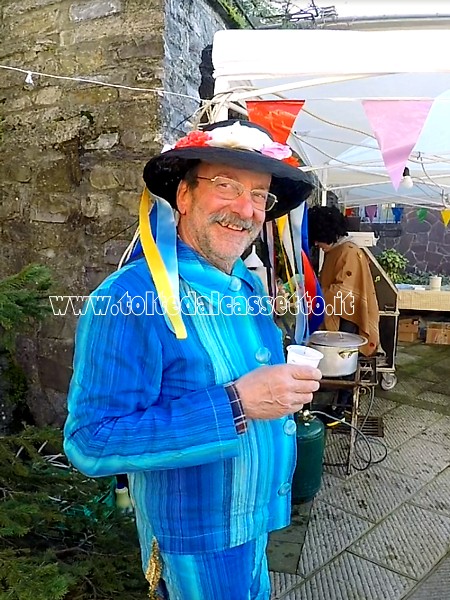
[210, 213, 255, 231]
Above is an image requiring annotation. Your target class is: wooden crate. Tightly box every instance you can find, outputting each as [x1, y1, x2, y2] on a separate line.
[425, 322, 450, 345]
[398, 318, 419, 342]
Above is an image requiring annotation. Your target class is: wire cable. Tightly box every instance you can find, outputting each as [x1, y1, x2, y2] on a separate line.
[311, 406, 388, 472]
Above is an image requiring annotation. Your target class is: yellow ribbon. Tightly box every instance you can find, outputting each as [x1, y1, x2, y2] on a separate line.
[139, 188, 187, 339]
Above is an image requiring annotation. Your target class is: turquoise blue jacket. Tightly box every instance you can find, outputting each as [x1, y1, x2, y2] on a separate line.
[64, 241, 296, 568]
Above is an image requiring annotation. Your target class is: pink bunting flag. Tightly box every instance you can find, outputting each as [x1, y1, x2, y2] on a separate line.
[362, 100, 433, 190]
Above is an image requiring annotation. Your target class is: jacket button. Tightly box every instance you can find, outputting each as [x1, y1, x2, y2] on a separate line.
[255, 347, 271, 364]
[283, 419, 297, 435]
[278, 483, 291, 496]
[229, 277, 242, 291]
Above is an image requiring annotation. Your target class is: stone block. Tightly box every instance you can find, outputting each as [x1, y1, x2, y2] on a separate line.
[37, 356, 72, 393]
[34, 86, 63, 106]
[13, 165, 33, 183]
[117, 36, 163, 60]
[69, 0, 122, 22]
[120, 130, 139, 149]
[6, 5, 61, 37]
[31, 192, 76, 223]
[3, 0, 59, 18]
[36, 161, 74, 193]
[59, 15, 123, 45]
[121, 164, 145, 190]
[52, 118, 85, 145]
[89, 165, 122, 189]
[84, 132, 119, 150]
[104, 239, 131, 265]
[28, 386, 68, 427]
[38, 247, 57, 260]
[81, 193, 114, 217]
[59, 47, 108, 76]
[38, 338, 74, 369]
[117, 190, 139, 215]
[31, 211, 69, 223]
[2, 94, 33, 113]
[64, 86, 118, 106]
[0, 192, 22, 219]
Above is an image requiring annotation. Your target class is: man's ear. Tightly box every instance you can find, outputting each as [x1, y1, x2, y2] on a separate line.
[176, 180, 190, 215]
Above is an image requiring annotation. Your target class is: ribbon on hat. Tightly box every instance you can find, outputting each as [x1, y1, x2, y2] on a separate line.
[139, 188, 187, 339]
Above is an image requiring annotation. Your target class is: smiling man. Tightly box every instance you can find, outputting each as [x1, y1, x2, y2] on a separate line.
[64, 120, 320, 600]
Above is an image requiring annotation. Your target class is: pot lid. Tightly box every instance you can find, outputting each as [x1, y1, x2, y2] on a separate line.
[308, 330, 367, 348]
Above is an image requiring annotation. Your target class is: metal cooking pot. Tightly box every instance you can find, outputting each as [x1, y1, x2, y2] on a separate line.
[307, 331, 368, 377]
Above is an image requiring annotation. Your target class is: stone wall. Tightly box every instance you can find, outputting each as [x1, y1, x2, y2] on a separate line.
[0, 0, 228, 426]
[375, 209, 450, 276]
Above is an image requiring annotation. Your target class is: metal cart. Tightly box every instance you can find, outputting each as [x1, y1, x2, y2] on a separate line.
[362, 247, 399, 391]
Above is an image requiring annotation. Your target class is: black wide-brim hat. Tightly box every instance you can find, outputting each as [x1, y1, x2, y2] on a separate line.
[143, 119, 315, 221]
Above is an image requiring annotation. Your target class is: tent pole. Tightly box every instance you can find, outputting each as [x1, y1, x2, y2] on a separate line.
[212, 78, 230, 121]
[321, 169, 328, 207]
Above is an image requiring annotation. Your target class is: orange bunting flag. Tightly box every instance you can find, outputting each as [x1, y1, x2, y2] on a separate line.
[246, 100, 305, 145]
[441, 208, 450, 227]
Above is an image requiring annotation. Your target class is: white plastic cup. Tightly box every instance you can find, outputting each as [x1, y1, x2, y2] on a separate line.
[286, 345, 323, 368]
[429, 276, 442, 290]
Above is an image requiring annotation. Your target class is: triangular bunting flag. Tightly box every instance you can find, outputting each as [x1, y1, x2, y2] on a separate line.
[391, 206, 404, 223]
[365, 205, 378, 222]
[362, 100, 433, 190]
[441, 208, 450, 227]
[246, 100, 305, 144]
[417, 208, 428, 222]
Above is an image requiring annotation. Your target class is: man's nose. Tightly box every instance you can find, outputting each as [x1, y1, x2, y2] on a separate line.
[230, 190, 255, 219]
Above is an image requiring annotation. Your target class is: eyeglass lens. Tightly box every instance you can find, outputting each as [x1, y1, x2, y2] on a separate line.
[198, 177, 277, 211]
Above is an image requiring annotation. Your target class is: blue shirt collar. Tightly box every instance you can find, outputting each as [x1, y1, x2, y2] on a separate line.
[177, 238, 259, 302]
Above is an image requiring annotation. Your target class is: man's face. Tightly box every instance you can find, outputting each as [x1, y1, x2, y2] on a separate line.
[315, 241, 333, 253]
[176, 162, 270, 273]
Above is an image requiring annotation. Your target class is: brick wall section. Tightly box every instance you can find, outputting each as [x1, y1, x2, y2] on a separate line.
[0, 0, 227, 425]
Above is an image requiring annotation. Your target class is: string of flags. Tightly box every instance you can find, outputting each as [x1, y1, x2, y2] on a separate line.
[4, 66, 450, 225]
[398, 207, 450, 226]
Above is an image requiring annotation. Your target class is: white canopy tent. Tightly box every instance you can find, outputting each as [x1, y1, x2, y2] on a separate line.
[211, 29, 450, 211]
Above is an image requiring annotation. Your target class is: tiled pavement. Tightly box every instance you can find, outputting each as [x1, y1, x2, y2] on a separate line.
[269, 341, 450, 600]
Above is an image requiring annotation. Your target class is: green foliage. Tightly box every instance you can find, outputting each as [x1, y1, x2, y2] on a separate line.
[215, 0, 279, 27]
[377, 249, 408, 283]
[402, 270, 450, 286]
[0, 264, 53, 349]
[216, 0, 248, 27]
[0, 353, 27, 408]
[0, 427, 147, 600]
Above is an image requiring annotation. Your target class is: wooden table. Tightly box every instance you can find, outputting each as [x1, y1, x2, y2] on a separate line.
[397, 288, 450, 312]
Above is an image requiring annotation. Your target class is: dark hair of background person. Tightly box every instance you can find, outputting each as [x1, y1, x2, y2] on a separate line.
[308, 205, 349, 246]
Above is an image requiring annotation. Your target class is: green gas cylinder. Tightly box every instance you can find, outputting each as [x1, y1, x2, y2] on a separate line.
[292, 410, 325, 504]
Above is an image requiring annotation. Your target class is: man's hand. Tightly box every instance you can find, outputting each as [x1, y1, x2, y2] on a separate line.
[234, 365, 321, 420]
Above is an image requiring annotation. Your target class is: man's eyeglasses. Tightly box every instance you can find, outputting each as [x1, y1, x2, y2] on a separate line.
[196, 176, 278, 212]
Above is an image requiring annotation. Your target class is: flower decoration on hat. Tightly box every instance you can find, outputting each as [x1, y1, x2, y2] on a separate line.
[173, 130, 212, 149]
[260, 142, 292, 160]
[168, 122, 293, 162]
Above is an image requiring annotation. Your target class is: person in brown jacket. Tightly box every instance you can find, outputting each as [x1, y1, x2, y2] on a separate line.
[308, 205, 380, 416]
